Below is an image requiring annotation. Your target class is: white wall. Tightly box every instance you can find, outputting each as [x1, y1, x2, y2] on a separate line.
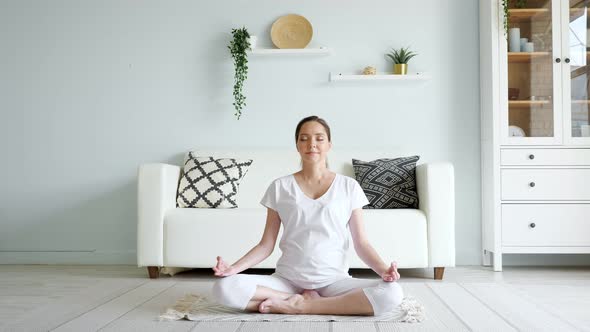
[2, 0, 585, 266]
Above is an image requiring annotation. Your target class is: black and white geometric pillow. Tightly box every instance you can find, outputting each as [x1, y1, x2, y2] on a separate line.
[352, 156, 420, 209]
[176, 152, 253, 208]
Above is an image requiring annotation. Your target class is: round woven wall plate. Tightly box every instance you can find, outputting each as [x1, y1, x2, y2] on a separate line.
[270, 14, 313, 49]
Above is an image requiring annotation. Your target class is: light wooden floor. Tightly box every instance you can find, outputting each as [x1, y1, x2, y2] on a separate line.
[0, 265, 589, 331]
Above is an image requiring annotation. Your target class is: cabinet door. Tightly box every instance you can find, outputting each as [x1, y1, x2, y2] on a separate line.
[562, 0, 590, 145]
[500, 0, 563, 145]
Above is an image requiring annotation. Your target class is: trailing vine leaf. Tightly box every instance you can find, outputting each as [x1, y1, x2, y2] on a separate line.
[515, 0, 526, 9]
[502, 0, 510, 39]
[228, 27, 251, 120]
[502, 0, 526, 39]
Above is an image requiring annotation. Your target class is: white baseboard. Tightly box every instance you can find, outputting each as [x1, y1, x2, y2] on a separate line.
[502, 254, 590, 266]
[0, 250, 137, 265]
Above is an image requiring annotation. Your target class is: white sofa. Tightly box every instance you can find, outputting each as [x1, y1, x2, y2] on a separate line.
[137, 149, 455, 280]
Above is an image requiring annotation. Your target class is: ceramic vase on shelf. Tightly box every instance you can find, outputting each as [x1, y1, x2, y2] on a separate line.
[393, 64, 408, 75]
[520, 38, 528, 51]
[509, 28, 521, 52]
[248, 35, 257, 49]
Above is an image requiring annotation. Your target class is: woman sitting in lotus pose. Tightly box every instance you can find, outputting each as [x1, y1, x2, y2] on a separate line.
[212, 115, 402, 316]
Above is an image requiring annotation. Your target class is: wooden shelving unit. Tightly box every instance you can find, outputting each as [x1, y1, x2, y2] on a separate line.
[508, 52, 590, 63]
[508, 8, 550, 23]
[509, 100, 551, 108]
[509, 100, 590, 108]
[508, 8, 589, 22]
[508, 52, 550, 63]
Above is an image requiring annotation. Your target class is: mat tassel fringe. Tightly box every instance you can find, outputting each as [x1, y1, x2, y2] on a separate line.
[159, 294, 425, 323]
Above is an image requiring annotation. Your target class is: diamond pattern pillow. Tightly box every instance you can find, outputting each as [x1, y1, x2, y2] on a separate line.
[176, 152, 253, 208]
[352, 156, 419, 209]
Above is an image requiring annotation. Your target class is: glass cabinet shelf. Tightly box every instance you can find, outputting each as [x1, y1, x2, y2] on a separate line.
[508, 100, 550, 108]
[507, 52, 550, 63]
[508, 52, 590, 63]
[509, 8, 590, 23]
[508, 100, 590, 108]
[508, 8, 550, 23]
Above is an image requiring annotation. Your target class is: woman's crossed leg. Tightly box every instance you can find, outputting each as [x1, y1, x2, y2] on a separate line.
[212, 274, 302, 311]
[212, 275, 403, 316]
[259, 277, 403, 316]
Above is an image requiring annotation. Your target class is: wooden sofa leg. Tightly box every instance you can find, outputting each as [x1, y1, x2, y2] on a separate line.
[434, 267, 445, 280]
[147, 266, 160, 279]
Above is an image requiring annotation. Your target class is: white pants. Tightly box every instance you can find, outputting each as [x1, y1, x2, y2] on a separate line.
[212, 273, 403, 316]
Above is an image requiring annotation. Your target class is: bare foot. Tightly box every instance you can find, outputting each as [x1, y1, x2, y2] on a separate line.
[301, 289, 321, 300]
[258, 294, 305, 314]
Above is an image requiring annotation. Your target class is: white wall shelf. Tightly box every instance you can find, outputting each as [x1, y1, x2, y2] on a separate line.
[329, 72, 431, 82]
[247, 47, 332, 56]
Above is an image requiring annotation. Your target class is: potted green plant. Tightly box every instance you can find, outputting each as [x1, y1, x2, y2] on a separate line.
[386, 46, 418, 75]
[228, 27, 251, 120]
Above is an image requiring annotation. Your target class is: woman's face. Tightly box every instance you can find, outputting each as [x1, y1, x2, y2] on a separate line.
[296, 121, 332, 165]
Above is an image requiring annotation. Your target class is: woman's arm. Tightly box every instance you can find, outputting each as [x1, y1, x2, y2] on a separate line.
[213, 208, 281, 277]
[349, 209, 399, 280]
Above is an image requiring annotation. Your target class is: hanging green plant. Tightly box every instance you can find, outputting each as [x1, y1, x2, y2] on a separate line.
[515, 0, 527, 8]
[502, 0, 510, 39]
[502, 0, 527, 39]
[228, 27, 251, 120]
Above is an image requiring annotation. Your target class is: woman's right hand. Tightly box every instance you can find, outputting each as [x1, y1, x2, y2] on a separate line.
[212, 256, 238, 277]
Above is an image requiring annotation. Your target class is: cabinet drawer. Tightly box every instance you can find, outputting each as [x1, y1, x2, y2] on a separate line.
[501, 169, 590, 200]
[502, 204, 590, 246]
[501, 149, 590, 166]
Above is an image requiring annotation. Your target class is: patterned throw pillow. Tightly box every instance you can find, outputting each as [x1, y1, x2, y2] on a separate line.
[352, 156, 420, 209]
[176, 152, 253, 208]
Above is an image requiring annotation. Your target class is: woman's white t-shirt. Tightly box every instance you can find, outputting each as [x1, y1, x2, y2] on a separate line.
[260, 173, 370, 289]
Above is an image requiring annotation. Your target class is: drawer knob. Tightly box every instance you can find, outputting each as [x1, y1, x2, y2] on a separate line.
[529, 182, 536, 187]
[529, 154, 535, 160]
[529, 222, 536, 228]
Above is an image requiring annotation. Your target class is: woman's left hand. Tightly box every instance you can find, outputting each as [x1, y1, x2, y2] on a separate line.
[381, 261, 400, 282]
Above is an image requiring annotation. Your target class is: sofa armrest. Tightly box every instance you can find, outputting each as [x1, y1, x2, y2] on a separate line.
[416, 162, 455, 267]
[137, 163, 181, 267]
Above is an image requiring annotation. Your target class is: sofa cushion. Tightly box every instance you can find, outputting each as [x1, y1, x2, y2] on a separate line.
[176, 152, 253, 208]
[352, 156, 420, 209]
[163, 208, 428, 268]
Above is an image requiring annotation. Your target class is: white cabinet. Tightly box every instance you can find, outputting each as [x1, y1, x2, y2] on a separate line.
[480, 0, 590, 271]
[496, 1, 590, 146]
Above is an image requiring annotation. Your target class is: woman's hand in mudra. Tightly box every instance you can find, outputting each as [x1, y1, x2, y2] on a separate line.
[212, 256, 237, 277]
[381, 261, 400, 282]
